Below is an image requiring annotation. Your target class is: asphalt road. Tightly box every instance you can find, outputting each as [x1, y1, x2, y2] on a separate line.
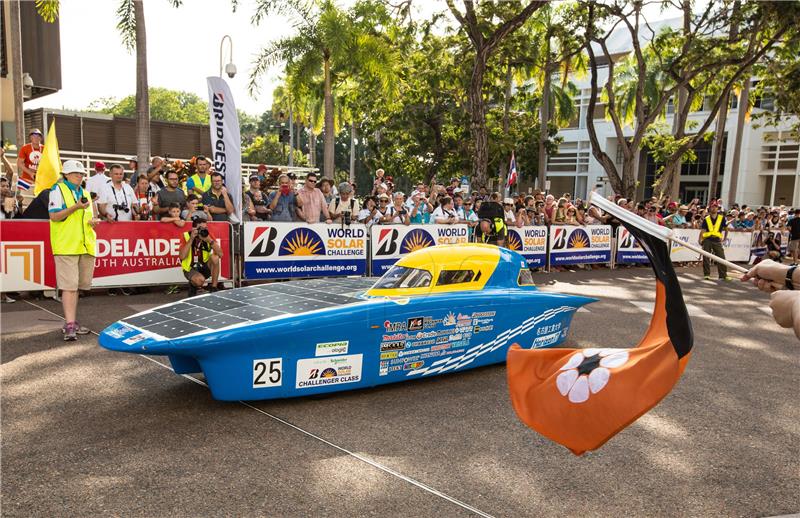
[2, 266, 798, 517]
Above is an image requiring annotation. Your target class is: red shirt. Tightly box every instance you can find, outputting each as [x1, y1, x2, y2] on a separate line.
[18, 143, 44, 181]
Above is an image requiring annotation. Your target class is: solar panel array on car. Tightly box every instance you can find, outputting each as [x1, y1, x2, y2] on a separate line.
[120, 278, 377, 339]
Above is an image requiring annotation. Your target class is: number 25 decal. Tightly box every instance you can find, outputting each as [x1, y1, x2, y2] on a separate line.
[253, 358, 282, 388]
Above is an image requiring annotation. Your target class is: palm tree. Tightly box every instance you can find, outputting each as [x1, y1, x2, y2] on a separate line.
[250, 0, 397, 179]
[37, 0, 183, 179]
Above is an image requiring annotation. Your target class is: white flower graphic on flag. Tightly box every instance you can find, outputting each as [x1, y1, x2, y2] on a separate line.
[556, 348, 630, 403]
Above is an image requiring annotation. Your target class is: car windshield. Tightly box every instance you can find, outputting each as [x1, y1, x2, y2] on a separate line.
[372, 266, 432, 290]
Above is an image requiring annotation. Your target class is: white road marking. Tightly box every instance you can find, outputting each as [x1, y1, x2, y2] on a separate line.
[758, 307, 773, 316]
[577, 307, 590, 313]
[22, 299, 497, 518]
[628, 300, 712, 319]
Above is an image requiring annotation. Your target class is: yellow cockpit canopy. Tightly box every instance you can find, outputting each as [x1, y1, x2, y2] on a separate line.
[366, 244, 503, 296]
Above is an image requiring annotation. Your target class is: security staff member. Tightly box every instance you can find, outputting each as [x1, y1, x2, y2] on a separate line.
[699, 201, 729, 280]
[186, 155, 213, 196]
[48, 160, 101, 341]
[179, 213, 223, 297]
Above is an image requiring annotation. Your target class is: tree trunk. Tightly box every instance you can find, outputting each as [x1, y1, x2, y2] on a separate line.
[9, 1, 24, 148]
[323, 53, 334, 179]
[288, 106, 294, 167]
[667, 86, 687, 200]
[500, 59, 513, 191]
[309, 131, 317, 167]
[727, 79, 750, 207]
[707, 95, 729, 201]
[538, 41, 552, 193]
[349, 121, 356, 184]
[621, 155, 638, 200]
[134, 0, 150, 179]
[468, 53, 489, 188]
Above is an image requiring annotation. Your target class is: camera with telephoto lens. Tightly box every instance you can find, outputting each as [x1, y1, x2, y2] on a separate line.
[112, 203, 130, 214]
[192, 216, 209, 238]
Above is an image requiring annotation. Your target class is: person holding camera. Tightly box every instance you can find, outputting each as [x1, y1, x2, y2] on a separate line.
[268, 173, 298, 222]
[381, 192, 411, 225]
[98, 164, 136, 222]
[329, 182, 360, 225]
[48, 160, 101, 340]
[179, 213, 224, 296]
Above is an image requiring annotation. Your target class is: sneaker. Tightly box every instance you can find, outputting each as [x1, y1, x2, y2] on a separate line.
[108, 288, 119, 296]
[703, 275, 711, 280]
[1, 294, 15, 303]
[720, 277, 733, 282]
[119, 288, 133, 296]
[63, 322, 77, 342]
[74, 322, 90, 335]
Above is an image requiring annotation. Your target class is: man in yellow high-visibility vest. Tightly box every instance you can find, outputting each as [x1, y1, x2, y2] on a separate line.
[48, 160, 101, 341]
[698, 201, 730, 281]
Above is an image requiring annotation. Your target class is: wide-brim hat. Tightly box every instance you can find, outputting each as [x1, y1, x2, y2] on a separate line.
[62, 160, 87, 176]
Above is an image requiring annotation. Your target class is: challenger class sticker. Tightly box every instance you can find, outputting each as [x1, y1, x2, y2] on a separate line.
[296, 354, 363, 389]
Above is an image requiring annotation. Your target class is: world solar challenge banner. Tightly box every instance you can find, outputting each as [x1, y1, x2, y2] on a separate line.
[505, 226, 548, 267]
[548, 225, 612, 265]
[615, 226, 649, 264]
[370, 224, 470, 274]
[243, 222, 368, 279]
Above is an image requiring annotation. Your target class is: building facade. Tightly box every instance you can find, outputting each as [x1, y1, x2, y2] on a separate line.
[541, 20, 799, 207]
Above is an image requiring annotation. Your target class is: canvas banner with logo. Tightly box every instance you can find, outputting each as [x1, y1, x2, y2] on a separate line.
[243, 222, 368, 279]
[370, 224, 470, 274]
[616, 227, 649, 264]
[506, 226, 548, 267]
[548, 225, 612, 265]
[0, 221, 232, 292]
[668, 229, 702, 262]
[207, 76, 242, 220]
[721, 231, 753, 262]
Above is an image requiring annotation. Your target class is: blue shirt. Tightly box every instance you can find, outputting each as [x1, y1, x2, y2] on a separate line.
[267, 191, 297, 222]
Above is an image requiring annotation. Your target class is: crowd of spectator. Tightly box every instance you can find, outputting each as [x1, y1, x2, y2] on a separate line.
[1, 146, 798, 266]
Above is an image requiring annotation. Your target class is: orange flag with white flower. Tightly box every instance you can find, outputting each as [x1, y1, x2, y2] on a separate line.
[507, 219, 693, 455]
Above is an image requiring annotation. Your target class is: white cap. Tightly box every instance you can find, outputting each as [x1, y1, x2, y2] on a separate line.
[62, 160, 87, 176]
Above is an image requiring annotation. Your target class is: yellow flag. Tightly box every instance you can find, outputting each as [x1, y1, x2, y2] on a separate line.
[34, 120, 60, 195]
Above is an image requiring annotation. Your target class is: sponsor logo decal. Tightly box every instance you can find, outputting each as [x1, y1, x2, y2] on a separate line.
[532, 331, 561, 348]
[296, 354, 362, 389]
[315, 340, 349, 357]
[380, 341, 406, 352]
[407, 316, 424, 331]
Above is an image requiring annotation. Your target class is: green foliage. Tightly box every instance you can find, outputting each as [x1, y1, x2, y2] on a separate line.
[34, 0, 60, 22]
[243, 134, 308, 166]
[89, 88, 209, 124]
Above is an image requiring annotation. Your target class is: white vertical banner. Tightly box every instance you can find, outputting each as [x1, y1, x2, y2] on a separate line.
[207, 76, 242, 220]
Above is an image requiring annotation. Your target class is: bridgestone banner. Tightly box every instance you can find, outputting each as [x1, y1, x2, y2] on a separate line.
[0, 221, 232, 292]
[207, 76, 242, 220]
[370, 224, 470, 274]
[243, 222, 368, 279]
[506, 226, 548, 267]
[616, 227, 649, 264]
[548, 225, 612, 265]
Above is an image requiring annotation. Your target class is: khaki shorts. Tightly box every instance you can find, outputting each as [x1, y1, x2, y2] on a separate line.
[789, 239, 800, 253]
[55, 255, 96, 291]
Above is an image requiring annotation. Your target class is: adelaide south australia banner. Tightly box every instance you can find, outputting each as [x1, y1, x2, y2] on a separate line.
[370, 224, 469, 274]
[0, 221, 232, 292]
[548, 225, 612, 265]
[244, 222, 368, 279]
[506, 226, 548, 268]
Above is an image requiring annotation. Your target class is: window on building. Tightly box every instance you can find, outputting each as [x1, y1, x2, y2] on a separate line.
[762, 132, 799, 171]
[547, 141, 590, 173]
